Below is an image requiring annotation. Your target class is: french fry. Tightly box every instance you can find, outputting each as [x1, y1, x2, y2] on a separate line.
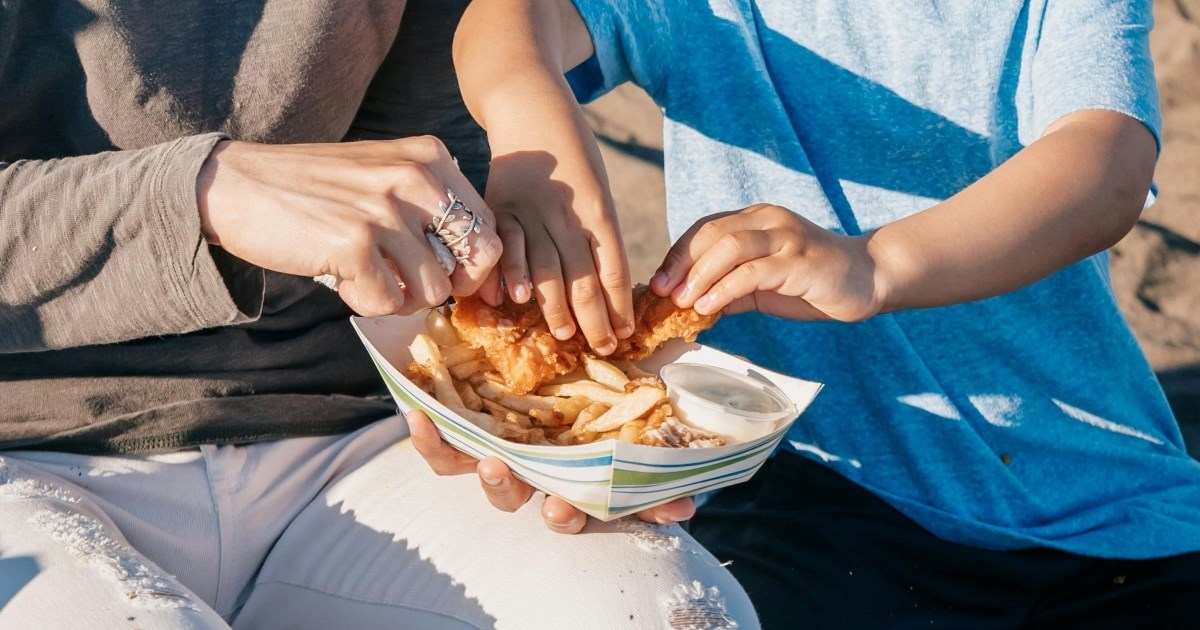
[449, 358, 492, 380]
[482, 399, 534, 429]
[571, 431, 599, 445]
[552, 396, 593, 424]
[441, 344, 482, 368]
[543, 425, 572, 440]
[538, 381, 628, 406]
[446, 403, 507, 435]
[618, 419, 648, 443]
[582, 355, 630, 391]
[625, 376, 665, 393]
[505, 412, 533, 430]
[455, 380, 484, 412]
[612, 358, 655, 380]
[408, 333, 464, 409]
[545, 367, 588, 386]
[425, 308, 460, 347]
[528, 407, 563, 427]
[474, 380, 562, 414]
[574, 402, 609, 425]
[596, 429, 622, 441]
[576, 386, 666, 434]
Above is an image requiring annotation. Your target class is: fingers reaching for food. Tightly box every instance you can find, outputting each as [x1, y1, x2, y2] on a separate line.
[482, 149, 636, 354]
[404, 286, 723, 448]
[651, 204, 882, 323]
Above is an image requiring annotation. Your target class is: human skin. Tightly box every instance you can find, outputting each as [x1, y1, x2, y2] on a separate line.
[198, 136, 503, 317]
[451, 0, 1157, 532]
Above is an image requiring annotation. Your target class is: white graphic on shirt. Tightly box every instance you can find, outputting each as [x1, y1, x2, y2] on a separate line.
[897, 393, 962, 420]
[707, 0, 744, 23]
[967, 394, 1023, 428]
[1052, 399, 1164, 446]
[788, 441, 862, 468]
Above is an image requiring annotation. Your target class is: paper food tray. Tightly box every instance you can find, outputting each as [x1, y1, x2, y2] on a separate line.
[352, 313, 822, 520]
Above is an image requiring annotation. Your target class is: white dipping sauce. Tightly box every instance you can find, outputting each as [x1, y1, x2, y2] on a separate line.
[659, 363, 796, 443]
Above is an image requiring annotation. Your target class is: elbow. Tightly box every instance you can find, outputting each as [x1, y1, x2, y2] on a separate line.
[1091, 115, 1158, 250]
[1104, 136, 1156, 248]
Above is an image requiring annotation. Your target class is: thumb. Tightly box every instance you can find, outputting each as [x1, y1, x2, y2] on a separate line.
[725, 292, 829, 320]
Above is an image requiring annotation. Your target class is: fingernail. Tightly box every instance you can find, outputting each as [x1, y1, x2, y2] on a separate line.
[694, 295, 715, 314]
[481, 472, 503, 487]
[656, 508, 691, 524]
[513, 282, 530, 302]
[616, 323, 634, 338]
[651, 270, 670, 290]
[596, 339, 617, 355]
[672, 282, 690, 304]
[553, 325, 574, 340]
[551, 513, 585, 532]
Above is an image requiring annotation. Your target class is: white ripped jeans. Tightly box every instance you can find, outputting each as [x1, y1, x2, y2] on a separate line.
[0, 416, 756, 629]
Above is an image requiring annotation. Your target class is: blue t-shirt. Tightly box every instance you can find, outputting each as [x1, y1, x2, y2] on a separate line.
[568, 0, 1200, 558]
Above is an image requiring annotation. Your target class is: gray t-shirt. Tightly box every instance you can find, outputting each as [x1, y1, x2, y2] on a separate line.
[0, 0, 487, 452]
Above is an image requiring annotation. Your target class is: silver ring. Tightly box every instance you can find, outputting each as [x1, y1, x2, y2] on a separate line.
[314, 189, 479, 290]
[426, 189, 481, 272]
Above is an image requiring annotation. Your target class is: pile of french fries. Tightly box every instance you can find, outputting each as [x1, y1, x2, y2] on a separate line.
[405, 309, 725, 448]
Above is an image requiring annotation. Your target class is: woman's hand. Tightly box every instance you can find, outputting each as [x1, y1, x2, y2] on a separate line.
[652, 204, 888, 322]
[406, 410, 695, 533]
[198, 136, 502, 316]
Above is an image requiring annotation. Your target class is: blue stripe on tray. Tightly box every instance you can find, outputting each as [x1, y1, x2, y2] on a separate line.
[434, 420, 614, 484]
[611, 472, 759, 513]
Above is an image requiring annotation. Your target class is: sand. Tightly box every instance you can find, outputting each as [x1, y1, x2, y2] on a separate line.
[584, 0, 1200, 454]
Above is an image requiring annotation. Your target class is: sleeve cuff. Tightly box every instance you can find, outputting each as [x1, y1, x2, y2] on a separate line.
[151, 132, 266, 329]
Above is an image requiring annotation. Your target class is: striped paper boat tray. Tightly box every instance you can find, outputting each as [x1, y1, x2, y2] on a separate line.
[352, 313, 823, 521]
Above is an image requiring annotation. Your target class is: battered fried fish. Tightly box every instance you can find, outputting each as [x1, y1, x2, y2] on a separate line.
[450, 294, 585, 395]
[614, 285, 721, 360]
[450, 286, 719, 394]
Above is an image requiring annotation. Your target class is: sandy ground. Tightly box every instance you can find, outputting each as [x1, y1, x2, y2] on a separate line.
[585, 0, 1200, 455]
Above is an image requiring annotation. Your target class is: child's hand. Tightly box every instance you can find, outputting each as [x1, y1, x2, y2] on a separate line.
[478, 145, 635, 356]
[454, 0, 635, 354]
[651, 204, 887, 322]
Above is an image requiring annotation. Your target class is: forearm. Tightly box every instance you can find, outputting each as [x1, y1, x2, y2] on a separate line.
[454, 0, 605, 191]
[869, 111, 1156, 312]
[455, 0, 592, 133]
[0, 134, 261, 353]
[455, 0, 615, 235]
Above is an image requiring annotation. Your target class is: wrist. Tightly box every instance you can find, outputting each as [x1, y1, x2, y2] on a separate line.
[863, 230, 908, 315]
[485, 112, 614, 216]
[197, 140, 236, 245]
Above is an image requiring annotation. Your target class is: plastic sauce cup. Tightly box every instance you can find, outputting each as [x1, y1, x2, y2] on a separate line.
[659, 363, 797, 444]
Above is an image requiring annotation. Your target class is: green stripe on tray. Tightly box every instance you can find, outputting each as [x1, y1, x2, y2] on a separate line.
[610, 442, 772, 486]
[609, 472, 757, 515]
